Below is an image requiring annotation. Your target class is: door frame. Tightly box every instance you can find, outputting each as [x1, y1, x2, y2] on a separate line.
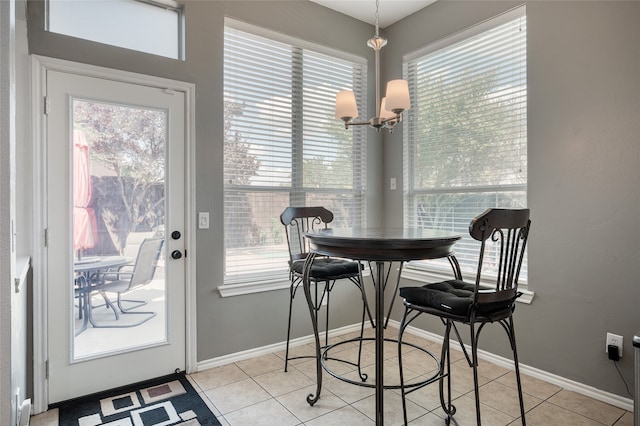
[30, 55, 197, 413]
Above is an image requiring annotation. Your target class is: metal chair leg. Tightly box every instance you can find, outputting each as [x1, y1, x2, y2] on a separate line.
[439, 320, 457, 425]
[323, 280, 330, 348]
[302, 253, 322, 406]
[86, 290, 156, 329]
[116, 293, 154, 315]
[356, 292, 368, 382]
[509, 316, 527, 425]
[284, 280, 297, 371]
[115, 296, 147, 312]
[398, 307, 410, 426]
[470, 322, 483, 425]
[96, 290, 120, 319]
[95, 290, 120, 319]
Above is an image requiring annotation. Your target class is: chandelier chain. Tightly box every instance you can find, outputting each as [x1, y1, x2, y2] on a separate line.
[375, 0, 380, 37]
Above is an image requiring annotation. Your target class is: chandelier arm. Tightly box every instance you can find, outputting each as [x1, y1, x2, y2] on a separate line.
[345, 120, 371, 126]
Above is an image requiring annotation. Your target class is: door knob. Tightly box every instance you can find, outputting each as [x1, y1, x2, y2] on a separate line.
[171, 231, 181, 240]
[171, 250, 182, 259]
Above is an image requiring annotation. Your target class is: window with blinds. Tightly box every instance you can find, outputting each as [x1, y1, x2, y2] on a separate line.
[223, 20, 367, 288]
[403, 7, 527, 281]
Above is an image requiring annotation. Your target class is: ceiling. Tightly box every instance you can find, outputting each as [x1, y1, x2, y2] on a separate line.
[310, 0, 436, 28]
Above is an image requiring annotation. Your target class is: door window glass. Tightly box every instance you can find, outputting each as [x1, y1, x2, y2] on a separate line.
[72, 99, 168, 361]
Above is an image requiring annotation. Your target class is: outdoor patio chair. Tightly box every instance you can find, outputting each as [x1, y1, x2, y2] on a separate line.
[94, 237, 164, 327]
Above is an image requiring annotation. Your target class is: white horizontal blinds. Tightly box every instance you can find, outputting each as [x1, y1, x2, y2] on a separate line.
[224, 24, 366, 285]
[404, 10, 527, 279]
[224, 28, 293, 187]
[299, 49, 367, 228]
[301, 51, 359, 190]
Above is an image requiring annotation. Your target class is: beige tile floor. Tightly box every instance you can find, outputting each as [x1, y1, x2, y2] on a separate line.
[31, 326, 634, 426]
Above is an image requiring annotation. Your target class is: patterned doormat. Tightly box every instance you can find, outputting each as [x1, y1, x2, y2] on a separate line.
[56, 372, 221, 426]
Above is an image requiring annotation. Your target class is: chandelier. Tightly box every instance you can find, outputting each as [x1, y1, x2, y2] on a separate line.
[335, 0, 411, 133]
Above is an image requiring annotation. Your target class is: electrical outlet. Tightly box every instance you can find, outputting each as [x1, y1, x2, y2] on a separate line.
[606, 332, 623, 358]
[390, 177, 397, 190]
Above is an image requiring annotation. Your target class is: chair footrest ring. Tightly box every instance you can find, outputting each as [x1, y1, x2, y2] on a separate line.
[321, 337, 442, 390]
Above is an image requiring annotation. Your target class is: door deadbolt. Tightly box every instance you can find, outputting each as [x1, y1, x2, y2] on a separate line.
[171, 250, 182, 259]
[171, 231, 181, 240]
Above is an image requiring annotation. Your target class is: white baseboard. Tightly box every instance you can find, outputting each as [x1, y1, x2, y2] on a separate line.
[196, 322, 365, 371]
[197, 320, 634, 412]
[387, 319, 634, 412]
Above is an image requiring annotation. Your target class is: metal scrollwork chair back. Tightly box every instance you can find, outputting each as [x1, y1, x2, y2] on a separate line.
[281, 206, 333, 266]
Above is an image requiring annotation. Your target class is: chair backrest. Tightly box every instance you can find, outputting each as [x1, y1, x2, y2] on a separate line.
[280, 207, 333, 264]
[470, 208, 531, 305]
[129, 237, 164, 288]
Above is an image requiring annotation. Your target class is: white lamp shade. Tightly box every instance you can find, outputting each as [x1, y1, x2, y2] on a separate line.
[335, 90, 359, 120]
[385, 79, 410, 112]
[379, 97, 394, 120]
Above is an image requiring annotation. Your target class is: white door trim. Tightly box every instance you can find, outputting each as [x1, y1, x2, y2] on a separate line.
[30, 55, 197, 413]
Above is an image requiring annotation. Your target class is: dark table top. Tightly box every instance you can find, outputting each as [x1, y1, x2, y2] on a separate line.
[305, 227, 461, 262]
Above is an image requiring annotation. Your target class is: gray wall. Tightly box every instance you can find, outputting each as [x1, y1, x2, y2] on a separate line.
[382, 0, 640, 398]
[24, 0, 640, 401]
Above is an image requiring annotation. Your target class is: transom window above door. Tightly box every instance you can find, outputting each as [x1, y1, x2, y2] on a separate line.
[46, 0, 184, 60]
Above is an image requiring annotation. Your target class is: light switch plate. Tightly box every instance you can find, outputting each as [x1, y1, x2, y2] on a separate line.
[198, 212, 210, 229]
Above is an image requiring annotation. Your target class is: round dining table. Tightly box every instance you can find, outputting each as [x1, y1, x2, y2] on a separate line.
[303, 227, 462, 426]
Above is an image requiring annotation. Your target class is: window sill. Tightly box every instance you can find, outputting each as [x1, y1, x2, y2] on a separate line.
[218, 276, 291, 297]
[401, 264, 534, 304]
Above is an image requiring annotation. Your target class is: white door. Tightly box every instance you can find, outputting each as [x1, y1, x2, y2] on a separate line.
[45, 70, 187, 403]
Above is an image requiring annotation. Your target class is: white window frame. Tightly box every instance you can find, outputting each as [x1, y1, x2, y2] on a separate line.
[219, 19, 367, 297]
[401, 7, 533, 303]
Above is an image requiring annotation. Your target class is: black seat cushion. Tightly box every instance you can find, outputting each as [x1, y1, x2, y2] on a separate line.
[292, 258, 361, 280]
[400, 280, 518, 319]
[400, 280, 475, 317]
